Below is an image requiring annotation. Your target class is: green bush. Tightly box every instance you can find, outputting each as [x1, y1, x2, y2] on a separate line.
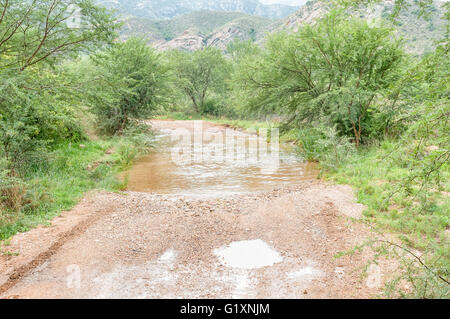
[169, 47, 231, 115]
[296, 125, 355, 171]
[86, 38, 172, 135]
[234, 11, 405, 147]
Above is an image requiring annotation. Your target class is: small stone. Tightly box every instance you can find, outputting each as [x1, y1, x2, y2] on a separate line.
[303, 290, 308, 294]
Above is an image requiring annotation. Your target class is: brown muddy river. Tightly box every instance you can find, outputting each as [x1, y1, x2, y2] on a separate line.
[125, 120, 318, 198]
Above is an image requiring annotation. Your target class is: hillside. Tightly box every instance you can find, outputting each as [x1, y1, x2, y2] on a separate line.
[271, 0, 447, 55]
[119, 11, 272, 51]
[98, 0, 299, 20]
[108, 0, 447, 53]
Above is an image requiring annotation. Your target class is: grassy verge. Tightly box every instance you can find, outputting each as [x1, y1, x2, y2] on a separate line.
[324, 140, 449, 297]
[327, 141, 449, 246]
[0, 132, 153, 241]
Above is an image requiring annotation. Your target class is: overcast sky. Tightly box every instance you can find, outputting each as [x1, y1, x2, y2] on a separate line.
[259, 0, 308, 5]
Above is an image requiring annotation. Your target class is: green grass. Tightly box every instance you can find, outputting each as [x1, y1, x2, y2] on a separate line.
[326, 140, 449, 248]
[323, 139, 449, 297]
[0, 134, 152, 241]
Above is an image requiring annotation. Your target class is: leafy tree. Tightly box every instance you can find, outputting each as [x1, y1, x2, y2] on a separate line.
[237, 12, 405, 147]
[0, 0, 117, 71]
[0, 66, 84, 172]
[0, 0, 117, 166]
[0, 0, 117, 209]
[86, 38, 172, 135]
[171, 47, 231, 114]
[227, 40, 262, 118]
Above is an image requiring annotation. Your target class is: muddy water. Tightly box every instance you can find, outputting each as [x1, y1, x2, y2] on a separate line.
[126, 121, 318, 198]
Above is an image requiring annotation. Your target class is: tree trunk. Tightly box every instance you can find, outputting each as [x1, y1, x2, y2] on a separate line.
[352, 122, 360, 148]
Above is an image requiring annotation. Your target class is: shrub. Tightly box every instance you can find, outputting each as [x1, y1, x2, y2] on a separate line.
[235, 12, 405, 147]
[87, 38, 172, 135]
[297, 125, 355, 171]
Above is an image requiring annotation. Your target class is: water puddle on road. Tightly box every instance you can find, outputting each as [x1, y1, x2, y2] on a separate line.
[214, 239, 283, 269]
[125, 121, 318, 198]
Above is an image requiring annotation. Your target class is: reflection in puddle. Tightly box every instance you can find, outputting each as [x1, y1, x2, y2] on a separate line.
[126, 123, 318, 197]
[288, 267, 321, 279]
[214, 239, 282, 269]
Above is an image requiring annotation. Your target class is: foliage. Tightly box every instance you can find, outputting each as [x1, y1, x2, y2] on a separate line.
[0, 0, 118, 214]
[0, 0, 448, 299]
[0, 0, 118, 71]
[296, 125, 355, 170]
[0, 134, 152, 240]
[0, 66, 85, 175]
[235, 12, 405, 147]
[112, 123, 156, 169]
[0, 0, 118, 169]
[313, 0, 448, 55]
[170, 47, 231, 115]
[86, 38, 172, 135]
[327, 26, 449, 297]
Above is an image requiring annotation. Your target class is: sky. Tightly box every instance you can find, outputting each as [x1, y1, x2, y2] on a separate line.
[259, 0, 308, 5]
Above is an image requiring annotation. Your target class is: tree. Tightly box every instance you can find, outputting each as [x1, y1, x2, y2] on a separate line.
[237, 12, 405, 147]
[86, 38, 172, 135]
[171, 47, 230, 114]
[0, 0, 117, 176]
[0, 0, 117, 166]
[0, 0, 117, 71]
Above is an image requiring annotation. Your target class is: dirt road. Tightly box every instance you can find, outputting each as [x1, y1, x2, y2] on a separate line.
[0, 121, 384, 299]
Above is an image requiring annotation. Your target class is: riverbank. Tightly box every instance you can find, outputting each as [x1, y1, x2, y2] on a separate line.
[0, 130, 154, 242]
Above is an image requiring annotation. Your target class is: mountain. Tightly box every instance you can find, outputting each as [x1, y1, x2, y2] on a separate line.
[98, 0, 299, 20]
[119, 10, 272, 51]
[101, 0, 447, 54]
[270, 0, 447, 55]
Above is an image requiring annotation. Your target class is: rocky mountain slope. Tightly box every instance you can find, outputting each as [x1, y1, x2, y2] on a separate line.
[271, 0, 447, 55]
[98, 0, 299, 20]
[102, 0, 447, 54]
[119, 10, 272, 51]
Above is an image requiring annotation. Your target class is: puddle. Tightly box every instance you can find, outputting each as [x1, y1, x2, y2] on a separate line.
[334, 267, 345, 279]
[288, 266, 322, 281]
[158, 249, 176, 264]
[125, 121, 318, 198]
[213, 239, 283, 269]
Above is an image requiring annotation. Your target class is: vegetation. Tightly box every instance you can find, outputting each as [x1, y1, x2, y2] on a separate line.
[169, 47, 231, 115]
[235, 12, 405, 147]
[270, 0, 447, 55]
[0, 0, 448, 298]
[118, 1, 447, 53]
[85, 38, 172, 135]
[0, 2, 155, 238]
[120, 10, 272, 43]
